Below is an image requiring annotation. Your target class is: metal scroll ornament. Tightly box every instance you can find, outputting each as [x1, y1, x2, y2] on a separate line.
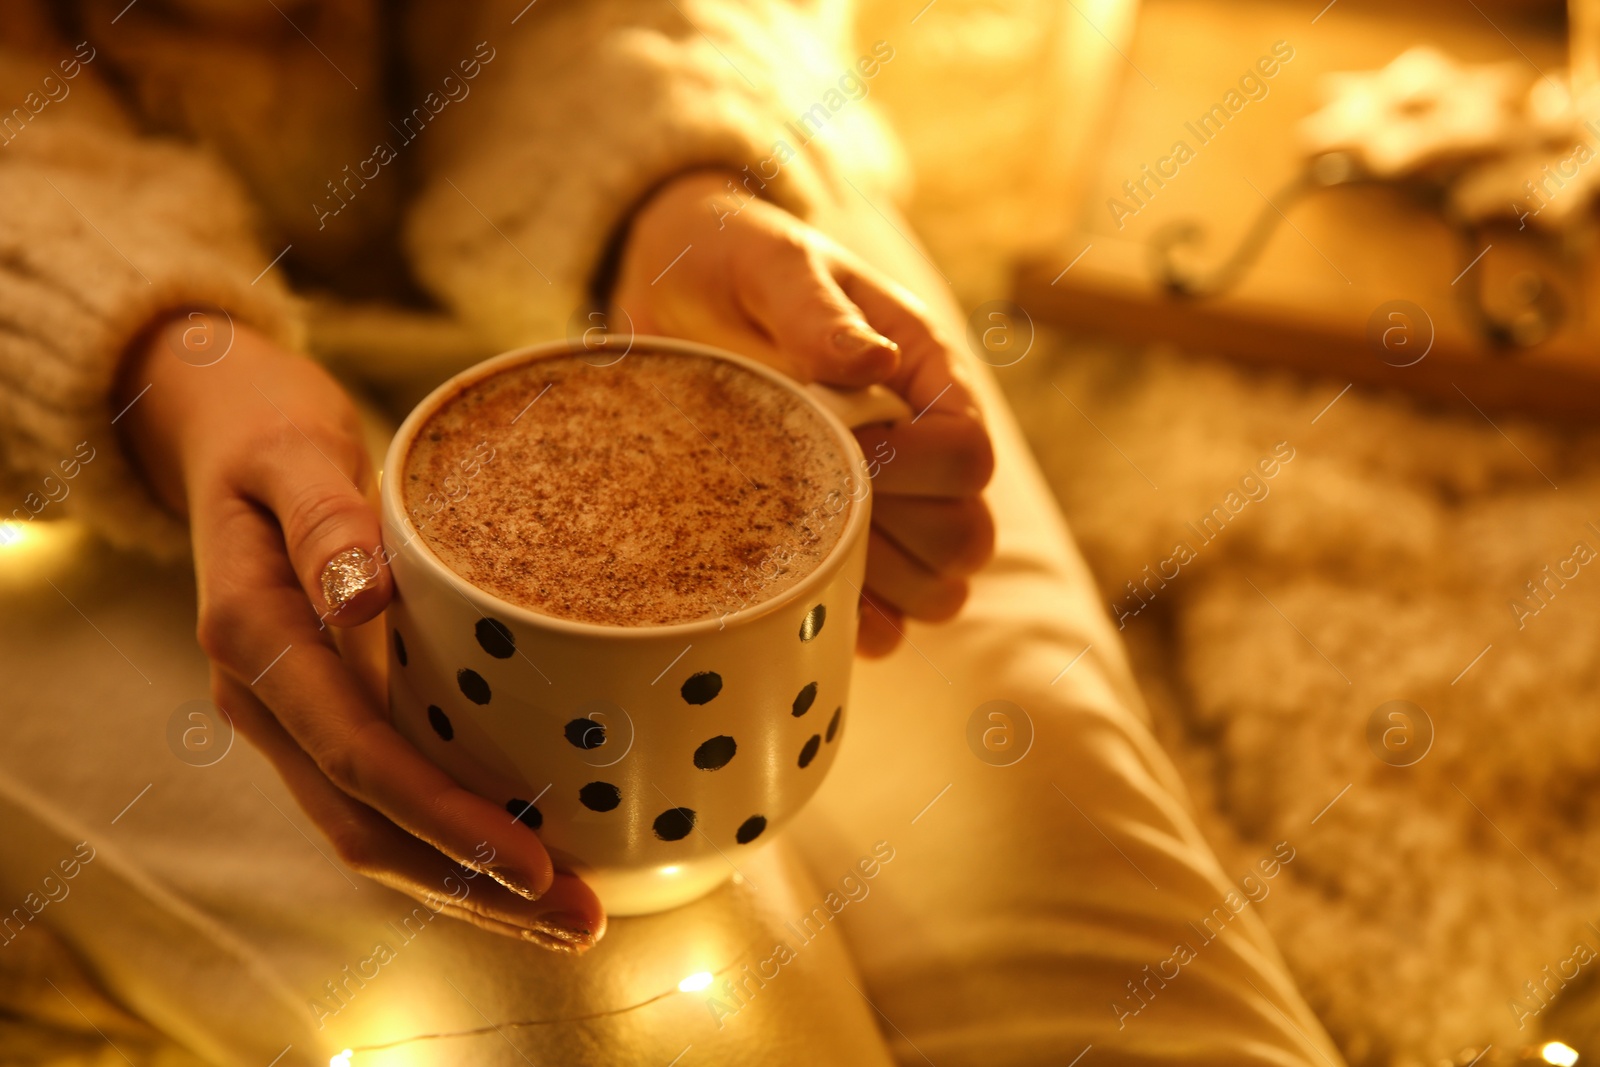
[1149, 46, 1589, 351]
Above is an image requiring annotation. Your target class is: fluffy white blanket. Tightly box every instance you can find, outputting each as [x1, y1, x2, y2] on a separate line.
[997, 335, 1600, 1062]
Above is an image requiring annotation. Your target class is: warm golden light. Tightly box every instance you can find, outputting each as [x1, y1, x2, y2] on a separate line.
[329, 1050, 353, 1067]
[1542, 1041, 1580, 1067]
[1574, 0, 1600, 113]
[678, 971, 714, 993]
[0, 520, 85, 583]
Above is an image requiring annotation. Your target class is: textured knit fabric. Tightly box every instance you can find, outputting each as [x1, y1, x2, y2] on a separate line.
[0, 0, 902, 559]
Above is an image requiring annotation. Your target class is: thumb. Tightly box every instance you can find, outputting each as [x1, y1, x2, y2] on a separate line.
[241, 447, 393, 626]
[741, 248, 900, 387]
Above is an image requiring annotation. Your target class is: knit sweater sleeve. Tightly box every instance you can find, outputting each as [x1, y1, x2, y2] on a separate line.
[401, 0, 906, 350]
[0, 31, 302, 560]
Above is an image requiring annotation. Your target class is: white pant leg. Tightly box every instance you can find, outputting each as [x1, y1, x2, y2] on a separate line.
[785, 191, 1347, 1066]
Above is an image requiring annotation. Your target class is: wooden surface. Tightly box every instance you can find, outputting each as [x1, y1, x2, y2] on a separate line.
[1012, 0, 1600, 418]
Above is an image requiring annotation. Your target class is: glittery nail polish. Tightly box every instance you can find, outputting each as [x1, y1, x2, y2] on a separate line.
[482, 865, 543, 902]
[321, 546, 377, 615]
[523, 914, 596, 954]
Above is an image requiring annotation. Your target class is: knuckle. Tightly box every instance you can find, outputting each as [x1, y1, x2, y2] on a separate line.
[801, 290, 855, 327]
[316, 738, 365, 798]
[205, 671, 231, 709]
[767, 223, 815, 260]
[282, 482, 366, 556]
[327, 395, 364, 442]
[252, 403, 367, 495]
[253, 419, 309, 465]
[195, 596, 247, 671]
[738, 222, 811, 275]
[890, 279, 935, 323]
[921, 499, 995, 575]
[324, 821, 377, 873]
[920, 577, 969, 622]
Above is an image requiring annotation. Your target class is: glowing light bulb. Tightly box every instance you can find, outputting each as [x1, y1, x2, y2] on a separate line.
[329, 1050, 353, 1067]
[678, 971, 714, 993]
[660, 865, 681, 876]
[1542, 1041, 1580, 1067]
[0, 520, 85, 577]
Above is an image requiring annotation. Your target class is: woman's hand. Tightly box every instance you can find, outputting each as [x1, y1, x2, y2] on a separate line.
[115, 315, 603, 952]
[611, 171, 996, 656]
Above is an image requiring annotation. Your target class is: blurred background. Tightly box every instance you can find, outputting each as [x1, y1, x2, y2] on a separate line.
[864, 0, 1600, 1063]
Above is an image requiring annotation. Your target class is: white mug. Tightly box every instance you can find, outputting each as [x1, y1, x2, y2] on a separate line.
[379, 336, 908, 914]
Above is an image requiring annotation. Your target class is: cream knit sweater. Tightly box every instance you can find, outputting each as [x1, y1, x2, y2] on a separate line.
[0, 0, 903, 561]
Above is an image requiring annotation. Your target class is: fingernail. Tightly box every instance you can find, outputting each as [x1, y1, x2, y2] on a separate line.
[321, 546, 377, 614]
[523, 912, 596, 953]
[483, 865, 543, 902]
[833, 324, 898, 358]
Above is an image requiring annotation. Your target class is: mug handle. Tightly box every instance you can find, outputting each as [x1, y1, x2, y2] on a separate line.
[804, 383, 914, 429]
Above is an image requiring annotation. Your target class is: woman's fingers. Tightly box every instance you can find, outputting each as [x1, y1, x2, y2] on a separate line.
[852, 415, 994, 497]
[856, 590, 904, 658]
[124, 324, 605, 946]
[864, 529, 968, 622]
[834, 266, 974, 411]
[235, 396, 391, 627]
[736, 237, 900, 387]
[612, 170, 899, 387]
[859, 520, 972, 656]
[608, 172, 997, 638]
[833, 265, 995, 497]
[214, 672, 603, 950]
[330, 610, 388, 709]
[191, 496, 559, 905]
[254, 648, 559, 902]
[872, 495, 995, 577]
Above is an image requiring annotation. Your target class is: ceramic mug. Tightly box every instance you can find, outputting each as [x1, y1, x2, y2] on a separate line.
[379, 336, 909, 915]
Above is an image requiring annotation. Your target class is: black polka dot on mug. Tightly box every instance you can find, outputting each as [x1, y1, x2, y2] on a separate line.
[736, 815, 767, 844]
[564, 718, 605, 750]
[506, 798, 542, 830]
[792, 682, 818, 717]
[653, 807, 696, 841]
[427, 705, 453, 741]
[798, 735, 821, 768]
[579, 781, 621, 812]
[569, 699, 634, 769]
[681, 671, 722, 705]
[457, 668, 491, 705]
[826, 706, 842, 743]
[694, 735, 737, 770]
[392, 629, 408, 667]
[475, 617, 516, 659]
[799, 604, 826, 642]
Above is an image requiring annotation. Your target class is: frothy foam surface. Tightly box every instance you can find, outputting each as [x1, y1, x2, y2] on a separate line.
[402, 351, 855, 627]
